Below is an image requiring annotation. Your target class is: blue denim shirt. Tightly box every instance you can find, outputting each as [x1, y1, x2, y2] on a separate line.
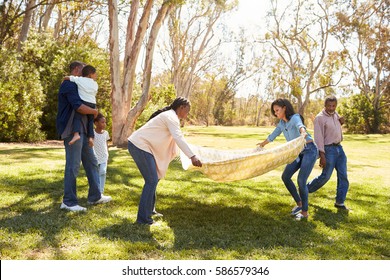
[56, 80, 83, 137]
[267, 114, 313, 142]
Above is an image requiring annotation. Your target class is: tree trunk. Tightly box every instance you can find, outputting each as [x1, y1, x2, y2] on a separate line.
[108, 0, 124, 146]
[109, 0, 175, 146]
[121, 0, 154, 119]
[41, 0, 55, 31]
[120, 2, 173, 145]
[17, 0, 36, 52]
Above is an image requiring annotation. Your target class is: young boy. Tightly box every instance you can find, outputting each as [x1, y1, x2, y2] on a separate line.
[93, 113, 110, 194]
[65, 65, 98, 146]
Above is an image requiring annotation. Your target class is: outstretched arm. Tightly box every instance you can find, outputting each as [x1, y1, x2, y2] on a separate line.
[257, 139, 269, 147]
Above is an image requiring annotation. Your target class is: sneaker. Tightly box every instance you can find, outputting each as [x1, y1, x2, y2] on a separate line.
[136, 220, 155, 225]
[291, 206, 302, 216]
[334, 203, 350, 211]
[152, 211, 163, 217]
[295, 213, 308, 221]
[87, 195, 112, 205]
[60, 202, 86, 212]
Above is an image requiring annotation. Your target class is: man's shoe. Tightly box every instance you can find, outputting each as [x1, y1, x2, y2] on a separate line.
[295, 213, 308, 221]
[136, 220, 155, 225]
[88, 195, 112, 205]
[334, 203, 349, 211]
[291, 206, 302, 216]
[152, 211, 163, 217]
[60, 202, 86, 212]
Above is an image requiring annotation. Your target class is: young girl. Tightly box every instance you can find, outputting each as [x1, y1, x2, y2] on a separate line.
[258, 99, 318, 220]
[128, 97, 202, 225]
[93, 113, 110, 194]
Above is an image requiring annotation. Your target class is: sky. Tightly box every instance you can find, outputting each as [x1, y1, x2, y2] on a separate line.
[225, 0, 269, 32]
[95, 0, 292, 98]
[217, 0, 272, 97]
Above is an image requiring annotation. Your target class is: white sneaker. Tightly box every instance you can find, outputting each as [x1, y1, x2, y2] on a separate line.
[88, 195, 112, 205]
[291, 206, 302, 216]
[60, 202, 86, 212]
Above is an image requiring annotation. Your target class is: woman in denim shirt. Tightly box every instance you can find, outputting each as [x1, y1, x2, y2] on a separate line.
[258, 99, 318, 220]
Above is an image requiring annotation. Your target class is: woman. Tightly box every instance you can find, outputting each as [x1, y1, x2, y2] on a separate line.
[258, 99, 318, 220]
[128, 97, 202, 225]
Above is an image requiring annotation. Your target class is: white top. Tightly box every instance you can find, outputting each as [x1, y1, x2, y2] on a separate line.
[128, 109, 194, 179]
[70, 76, 98, 104]
[93, 130, 110, 164]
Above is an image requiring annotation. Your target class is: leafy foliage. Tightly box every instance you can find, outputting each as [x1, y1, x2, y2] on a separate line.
[40, 35, 112, 139]
[339, 93, 386, 134]
[134, 83, 177, 129]
[0, 48, 45, 142]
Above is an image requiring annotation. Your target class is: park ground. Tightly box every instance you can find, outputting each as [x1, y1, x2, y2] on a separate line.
[0, 126, 389, 260]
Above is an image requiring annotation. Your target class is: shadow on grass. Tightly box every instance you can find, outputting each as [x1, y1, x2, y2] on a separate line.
[0, 147, 63, 161]
[99, 220, 156, 244]
[310, 205, 349, 229]
[0, 198, 80, 259]
[160, 193, 320, 252]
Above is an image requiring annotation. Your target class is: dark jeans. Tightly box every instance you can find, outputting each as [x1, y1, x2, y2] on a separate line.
[128, 141, 159, 224]
[281, 142, 318, 212]
[73, 100, 95, 138]
[63, 133, 101, 206]
[308, 144, 349, 204]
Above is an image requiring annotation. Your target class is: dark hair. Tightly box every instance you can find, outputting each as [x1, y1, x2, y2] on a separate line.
[325, 95, 337, 105]
[94, 113, 105, 122]
[69, 61, 84, 73]
[82, 65, 96, 77]
[271, 98, 304, 124]
[149, 97, 191, 120]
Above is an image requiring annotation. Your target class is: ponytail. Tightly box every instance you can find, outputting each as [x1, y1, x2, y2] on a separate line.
[148, 105, 172, 120]
[148, 97, 190, 120]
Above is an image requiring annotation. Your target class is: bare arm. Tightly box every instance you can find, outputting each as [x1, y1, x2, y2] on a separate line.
[77, 104, 98, 118]
[257, 139, 270, 147]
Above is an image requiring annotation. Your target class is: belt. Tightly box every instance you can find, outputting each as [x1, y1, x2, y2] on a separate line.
[325, 143, 340, 146]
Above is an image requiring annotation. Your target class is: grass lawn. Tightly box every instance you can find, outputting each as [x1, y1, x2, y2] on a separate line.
[0, 126, 389, 260]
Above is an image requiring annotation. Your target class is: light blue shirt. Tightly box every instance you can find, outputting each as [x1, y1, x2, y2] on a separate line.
[267, 114, 313, 142]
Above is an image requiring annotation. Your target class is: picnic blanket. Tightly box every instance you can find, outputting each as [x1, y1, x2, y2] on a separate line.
[180, 136, 306, 182]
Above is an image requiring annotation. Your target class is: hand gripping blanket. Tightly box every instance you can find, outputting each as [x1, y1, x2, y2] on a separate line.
[180, 136, 306, 182]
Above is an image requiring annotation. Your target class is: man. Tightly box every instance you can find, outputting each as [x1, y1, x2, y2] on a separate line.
[307, 96, 349, 210]
[56, 61, 111, 211]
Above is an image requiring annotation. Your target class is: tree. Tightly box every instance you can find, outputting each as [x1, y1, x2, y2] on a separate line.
[212, 31, 262, 125]
[339, 93, 385, 134]
[334, 0, 389, 133]
[0, 47, 45, 142]
[265, 0, 343, 115]
[17, 0, 36, 52]
[163, 0, 237, 99]
[109, 0, 176, 146]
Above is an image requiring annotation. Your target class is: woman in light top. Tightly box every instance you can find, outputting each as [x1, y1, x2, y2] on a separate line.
[258, 99, 318, 220]
[128, 97, 202, 225]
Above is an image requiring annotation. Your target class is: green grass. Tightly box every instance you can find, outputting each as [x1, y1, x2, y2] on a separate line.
[0, 126, 389, 260]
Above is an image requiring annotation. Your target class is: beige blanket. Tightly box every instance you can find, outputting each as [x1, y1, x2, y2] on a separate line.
[180, 136, 306, 182]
